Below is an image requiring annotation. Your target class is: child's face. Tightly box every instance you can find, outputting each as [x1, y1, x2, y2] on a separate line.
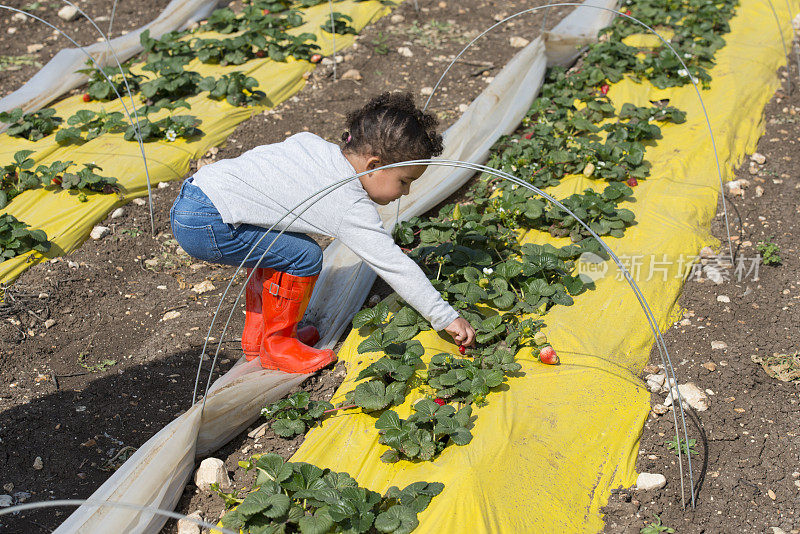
[357, 157, 426, 205]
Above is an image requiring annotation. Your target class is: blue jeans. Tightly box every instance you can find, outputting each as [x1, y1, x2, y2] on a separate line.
[170, 177, 323, 277]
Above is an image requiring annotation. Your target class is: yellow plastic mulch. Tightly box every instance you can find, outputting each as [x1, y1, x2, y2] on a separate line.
[0, 0, 390, 285]
[288, 1, 798, 532]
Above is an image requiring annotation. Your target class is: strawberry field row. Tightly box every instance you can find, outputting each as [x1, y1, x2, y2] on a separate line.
[217, 0, 741, 531]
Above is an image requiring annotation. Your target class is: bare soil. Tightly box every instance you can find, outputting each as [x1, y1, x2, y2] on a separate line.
[0, 0, 570, 531]
[0, 0, 174, 98]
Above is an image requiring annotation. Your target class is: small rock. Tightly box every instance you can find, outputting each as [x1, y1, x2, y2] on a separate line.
[702, 362, 717, 372]
[0, 495, 12, 507]
[132, 198, 147, 206]
[44, 319, 56, 329]
[90, 225, 110, 240]
[38, 292, 49, 299]
[191, 280, 216, 294]
[509, 36, 530, 48]
[390, 14, 405, 23]
[157, 182, 170, 189]
[341, 68, 362, 81]
[32, 457, 43, 470]
[679, 318, 691, 326]
[144, 258, 159, 268]
[646, 373, 666, 393]
[767, 489, 776, 500]
[190, 263, 205, 271]
[748, 162, 759, 175]
[11, 12, 27, 22]
[711, 340, 728, 350]
[368, 294, 381, 307]
[643, 364, 661, 374]
[12, 491, 29, 503]
[750, 152, 766, 165]
[397, 46, 413, 57]
[703, 265, 723, 284]
[194, 458, 231, 491]
[7, 27, 17, 35]
[68, 260, 79, 268]
[651, 403, 669, 415]
[111, 207, 125, 219]
[770, 528, 787, 534]
[177, 510, 203, 534]
[57, 5, 79, 21]
[636, 472, 667, 491]
[458, 103, 469, 113]
[664, 383, 709, 411]
[162, 310, 182, 322]
[755, 185, 764, 197]
[26, 43, 44, 54]
[716, 295, 730, 303]
[699, 246, 716, 259]
[420, 86, 434, 96]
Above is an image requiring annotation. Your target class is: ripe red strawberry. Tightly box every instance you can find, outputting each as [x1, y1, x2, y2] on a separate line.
[600, 84, 610, 95]
[82, 93, 91, 102]
[523, 131, 534, 140]
[433, 398, 446, 406]
[255, 50, 266, 58]
[310, 54, 322, 63]
[458, 345, 466, 355]
[624, 9, 632, 15]
[539, 346, 559, 365]
[51, 177, 62, 186]
[262, 8, 270, 14]
[626, 177, 639, 187]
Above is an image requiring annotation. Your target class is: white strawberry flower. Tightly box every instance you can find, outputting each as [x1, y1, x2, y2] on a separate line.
[165, 129, 177, 142]
[677, 68, 689, 77]
[483, 267, 494, 275]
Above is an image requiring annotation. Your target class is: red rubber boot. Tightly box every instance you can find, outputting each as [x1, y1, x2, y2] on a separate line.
[242, 268, 320, 361]
[259, 271, 335, 373]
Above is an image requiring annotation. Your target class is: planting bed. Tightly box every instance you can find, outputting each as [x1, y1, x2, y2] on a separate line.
[0, 0, 568, 531]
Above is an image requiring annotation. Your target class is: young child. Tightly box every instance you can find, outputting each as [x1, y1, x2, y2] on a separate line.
[170, 92, 476, 374]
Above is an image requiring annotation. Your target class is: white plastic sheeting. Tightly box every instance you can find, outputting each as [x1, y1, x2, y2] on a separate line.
[0, 0, 228, 115]
[545, 0, 618, 66]
[52, 2, 615, 532]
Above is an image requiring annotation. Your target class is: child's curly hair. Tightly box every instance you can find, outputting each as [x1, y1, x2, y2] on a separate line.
[341, 92, 444, 164]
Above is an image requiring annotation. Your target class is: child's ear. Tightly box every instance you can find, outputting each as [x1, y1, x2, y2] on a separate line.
[365, 156, 381, 171]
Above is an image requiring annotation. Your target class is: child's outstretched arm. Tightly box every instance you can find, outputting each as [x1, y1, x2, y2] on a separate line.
[338, 199, 476, 346]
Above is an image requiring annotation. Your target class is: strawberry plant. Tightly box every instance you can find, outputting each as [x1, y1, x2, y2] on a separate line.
[0, 213, 50, 261]
[55, 109, 127, 144]
[375, 399, 472, 463]
[1, 150, 37, 207]
[123, 114, 201, 142]
[219, 453, 443, 534]
[76, 60, 145, 101]
[198, 72, 265, 107]
[54, 162, 119, 194]
[757, 237, 782, 266]
[0, 107, 61, 141]
[322, 12, 357, 35]
[260, 391, 333, 437]
[139, 57, 204, 103]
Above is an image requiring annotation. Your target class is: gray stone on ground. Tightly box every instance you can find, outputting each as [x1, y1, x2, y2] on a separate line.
[57, 5, 78, 21]
[90, 226, 110, 240]
[177, 510, 203, 534]
[636, 472, 667, 491]
[132, 198, 147, 206]
[193, 458, 230, 491]
[0, 495, 12, 508]
[664, 383, 709, 411]
[111, 207, 125, 219]
[509, 36, 530, 48]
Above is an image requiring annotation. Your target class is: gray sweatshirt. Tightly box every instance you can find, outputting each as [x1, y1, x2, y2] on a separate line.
[192, 132, 459, 331]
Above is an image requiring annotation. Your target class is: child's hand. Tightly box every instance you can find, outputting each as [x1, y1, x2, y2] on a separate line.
[445, 317, 476, 347]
